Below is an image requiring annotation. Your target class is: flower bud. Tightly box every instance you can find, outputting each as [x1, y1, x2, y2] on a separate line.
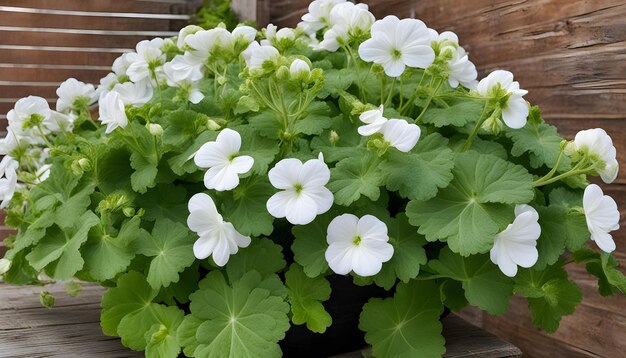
[207, 119, 221, 131]
[123, 207, 136, 218]
[0, 258, 11, 276]
[329, 130, 340, 146]
[40, 291, 55, 308]
[276, 65, 290, 81]
[65, 281, 83, 297]
[289, 59, 311, 80]
[147, 123, 163, 136]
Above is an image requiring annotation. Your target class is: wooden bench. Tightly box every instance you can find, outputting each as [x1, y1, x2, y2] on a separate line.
[0, 282, 522, 358]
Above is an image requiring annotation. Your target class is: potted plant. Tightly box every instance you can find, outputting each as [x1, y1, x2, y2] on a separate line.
[0, 0, 623, 357]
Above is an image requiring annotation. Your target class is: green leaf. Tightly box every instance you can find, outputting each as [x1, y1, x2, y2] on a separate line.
[237, 126, 280, 176]
[136, 218, 196, 289]
[249, 110, 281, 139]
[136, 183, 188, 223]
[381, 133, 454, 201]
[317, 68, 357, 98]
[54, 180, 96, 229]
[226, 238, 286, 282]
[189, 271, 290, 358]
[573, 249, 626, 296]
[130, 151, 159, 194]
[514, 263, 582, 332]
[81, 215, 149, 281]
[220, 176, 275, 237]
[144, 305, 185, 358]
[167, 131, 216, 176]
[285, 264, 332, 333]
[373, 214, 427, 290]
[407, 151, 533, 256]
[292, 212, 333, 277]
[26, 211, 100, 279]
[429, 247, 514, 315]
[292, 102, 333, 135]
[328, 152, 383, 206]
[359, 280, 445, 358]
[439, 279, 469, 311]
[101, 271, 158, 336]
[177, 315, 204, 357]
[506, 117, 570, 170]
[422, 99, 484, 127]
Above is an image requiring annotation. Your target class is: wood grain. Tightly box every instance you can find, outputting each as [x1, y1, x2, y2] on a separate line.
[0, 281, 521, 358]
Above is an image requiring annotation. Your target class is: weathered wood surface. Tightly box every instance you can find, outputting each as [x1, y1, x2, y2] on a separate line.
[0, 281, 521, 357]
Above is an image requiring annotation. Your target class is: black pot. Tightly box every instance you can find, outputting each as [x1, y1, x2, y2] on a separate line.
[279, 274, 391, 357]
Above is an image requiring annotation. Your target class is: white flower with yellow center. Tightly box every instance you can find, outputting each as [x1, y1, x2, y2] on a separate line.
[325, 214, 393, 276]
[194, 129, 254, 191]
[266, 153, 333, 225]
[187, 193, 251, 266]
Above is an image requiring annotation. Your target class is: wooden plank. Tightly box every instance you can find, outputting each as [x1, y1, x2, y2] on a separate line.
[0, 84, 59, 101]
[0, 67, 108, 84]
[0, 49, 123, 66]
[0, 30, 160, 49]
[0, 281, 521, 357]
[0, 11, 183, 32]
[0, 0, 181, 14]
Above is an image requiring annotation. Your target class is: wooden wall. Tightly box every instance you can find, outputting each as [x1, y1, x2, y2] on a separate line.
[264, 0, 626, 357]
[0, 0, 203, 254]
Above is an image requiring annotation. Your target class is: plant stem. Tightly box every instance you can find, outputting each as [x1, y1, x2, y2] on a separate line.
[460, 102, 490, 151]
[414, 78, 443, 123]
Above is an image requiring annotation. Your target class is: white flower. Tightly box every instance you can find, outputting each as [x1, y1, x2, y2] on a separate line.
[163, 54, 205, 103]
[98, 91, 128, 134]
[0, 130, 19, 155]
[111, 81, 153, 107]
[572, 128, 619, 184]
[0, 156, 19, 209]
[112, 53, 132, 76]
[243, 42, 280, 70]
[194, 129, 254, 191]
[34, 163, 51, 184]
[7, 96, 53, 142]
[126, 38, 166, 82]
[318, 2, 374, 52]
[381, 119, 421, 152]
[289, 59, 311, 77]
[583, 184, 620, 253]
[358, 105, 387, 136]
[325, 214, 393, 276]
[96, 73, 120, 98]
[262, 24, 296, 46]
[56, 78, 97, 113]
[476, 70, 529, 129]
[299, 0, 346, 34]
[432, 31, 477, 89]
[232, 26, 258, 43]
[177, 25, 204, 49]
[187, 193, 251, 266]
[490, 204, 540, 277]
[185, 28, 234, 64]
[358, 16, 435, 77]
[266, 153, 333, 225]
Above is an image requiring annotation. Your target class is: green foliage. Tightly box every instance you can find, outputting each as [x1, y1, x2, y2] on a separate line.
[186, 271, 290, 357]
[513, 263, 582, 332]
[285, 264, 332, 333]
[429, 247, 514, 315]
[407, 152, 533, 256]
[573, 249, 626, 296]
[360, 280, 445, 357]
[136, 218, 196, 289]
[328, 152, 383, 206]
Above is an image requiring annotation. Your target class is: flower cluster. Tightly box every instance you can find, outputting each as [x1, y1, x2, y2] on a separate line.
[0, 1, 623, 357]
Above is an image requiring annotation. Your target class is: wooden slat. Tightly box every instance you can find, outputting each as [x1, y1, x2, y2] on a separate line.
[0, 11, 185, 32]
[0, 0, 185, 14]
[0, 67, 109, 84]
[0, 84, 60, 101]
[0, 30, 166, 49]
[0, 48, 123, 66]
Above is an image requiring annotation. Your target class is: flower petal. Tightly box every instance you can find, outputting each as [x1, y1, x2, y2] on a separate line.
[501, 96, 528, 129]
[268, 158, 302, 189]
[327, 214, 359, 244]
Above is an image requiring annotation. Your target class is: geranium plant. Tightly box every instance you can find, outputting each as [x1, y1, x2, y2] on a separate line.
[0, 0, 623, 357]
